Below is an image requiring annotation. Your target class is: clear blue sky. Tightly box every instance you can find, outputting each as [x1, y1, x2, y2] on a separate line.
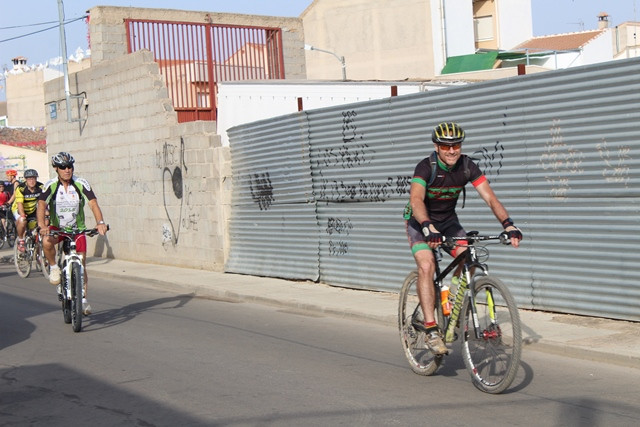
[1, 0, 638, 96]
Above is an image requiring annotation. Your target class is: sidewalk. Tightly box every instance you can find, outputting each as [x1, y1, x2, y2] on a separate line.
[81, 257, 640, 370]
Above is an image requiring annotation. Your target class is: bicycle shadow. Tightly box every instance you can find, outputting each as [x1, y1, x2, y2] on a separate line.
[82, 293, 194, 331]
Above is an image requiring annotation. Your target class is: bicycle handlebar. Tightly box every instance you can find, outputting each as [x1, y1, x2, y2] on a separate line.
[442, 232, 511, 247]
[48, 225, 110, 239]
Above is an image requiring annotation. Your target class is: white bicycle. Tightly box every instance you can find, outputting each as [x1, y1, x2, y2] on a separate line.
[49, 226, 107, 333]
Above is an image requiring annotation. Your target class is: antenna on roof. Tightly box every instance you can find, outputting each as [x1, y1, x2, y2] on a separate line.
[567, 20, 585, 31]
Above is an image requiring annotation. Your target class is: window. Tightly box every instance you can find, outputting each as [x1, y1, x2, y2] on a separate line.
[474, 15, 494, 41]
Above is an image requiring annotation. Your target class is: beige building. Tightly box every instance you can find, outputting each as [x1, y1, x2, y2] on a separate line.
[301, 0, 533, 80]
[5, 56, 90, 128]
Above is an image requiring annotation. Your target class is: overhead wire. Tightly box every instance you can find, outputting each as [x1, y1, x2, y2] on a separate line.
[0, 16, 87, 44]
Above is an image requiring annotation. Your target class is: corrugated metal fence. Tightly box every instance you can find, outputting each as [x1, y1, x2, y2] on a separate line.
[227, 58, 640, 322]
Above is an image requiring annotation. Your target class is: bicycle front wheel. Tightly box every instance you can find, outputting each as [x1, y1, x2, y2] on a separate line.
[461, 276, 522, 394]
[70, 262, 83, 332]
[0, 224, 6, 249]
[14, 238, 32, 278]
[35, 239, 51, 279]
[6, 220, 17, 247]
[398, 271, 445, 376]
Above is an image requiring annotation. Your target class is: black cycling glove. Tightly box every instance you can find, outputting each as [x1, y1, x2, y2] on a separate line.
[421, 221, 442, 245]
[501, 217, 523, 240]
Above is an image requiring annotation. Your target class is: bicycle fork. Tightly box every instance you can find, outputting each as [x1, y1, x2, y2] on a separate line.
[62, 256, 85, 300]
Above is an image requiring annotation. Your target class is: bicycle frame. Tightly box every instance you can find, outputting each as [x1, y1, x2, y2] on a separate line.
[433, 235, 499, 342]
[58, 237, 85, 300]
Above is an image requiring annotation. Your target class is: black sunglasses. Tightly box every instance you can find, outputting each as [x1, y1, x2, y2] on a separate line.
[58, 165, 73, 170]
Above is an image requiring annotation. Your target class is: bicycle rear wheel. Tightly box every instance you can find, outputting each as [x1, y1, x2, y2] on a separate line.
[70, 262, 83, 332]
[398, 271, 445, 376]
[461, 276, 522, 394]
[14, 237, 32, 278]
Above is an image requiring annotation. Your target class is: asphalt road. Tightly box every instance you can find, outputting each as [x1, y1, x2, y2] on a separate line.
[1, 260, 639, 426]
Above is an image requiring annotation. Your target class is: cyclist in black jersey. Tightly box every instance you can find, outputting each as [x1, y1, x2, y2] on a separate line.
[405, 122, 522, 355]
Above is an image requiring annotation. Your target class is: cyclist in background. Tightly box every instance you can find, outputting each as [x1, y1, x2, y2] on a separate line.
[12, 169, 43, 253]
[5, 169, 19, 205]
[0, 182, 10, 240]
[37, 152, 108, 316]
[404, 122, 522, 355]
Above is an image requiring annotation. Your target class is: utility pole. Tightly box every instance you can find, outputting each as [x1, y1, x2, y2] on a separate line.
[57, 0, 72, 122]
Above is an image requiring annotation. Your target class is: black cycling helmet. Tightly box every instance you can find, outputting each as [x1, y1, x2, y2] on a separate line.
[52, 152, 75, 168]
[23, 169, 38, 178]
[432, 122, 465, 145]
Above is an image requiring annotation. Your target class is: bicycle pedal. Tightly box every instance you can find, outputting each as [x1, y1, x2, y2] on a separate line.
[58, 294, 63, 301]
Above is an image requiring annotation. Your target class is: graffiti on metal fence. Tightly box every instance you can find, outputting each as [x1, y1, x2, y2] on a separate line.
[318, 176, 410, 202]
[470, 141, 504, 181]
[326, 217, 353, 235]
[597, 139, 630, 188]
[318, 143, 374, 169]
[316, 109, 375, 170]
[539, 119, 584, 200]
[249, 172, 274, 210]
[326, 217, 352, 256]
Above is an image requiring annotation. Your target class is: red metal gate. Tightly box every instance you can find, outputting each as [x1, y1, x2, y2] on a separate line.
[126, 19, 285, 122]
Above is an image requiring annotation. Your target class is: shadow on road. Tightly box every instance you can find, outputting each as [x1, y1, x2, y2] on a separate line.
[0, 363, 207, 425]
[83, 294, 194, 331]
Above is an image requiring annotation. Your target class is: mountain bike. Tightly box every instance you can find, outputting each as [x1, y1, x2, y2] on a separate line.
[398, 231, 522, 394]
[0, 207, 17, 249]
[50, 226, 105, 333]
[14, 220, 49, 279]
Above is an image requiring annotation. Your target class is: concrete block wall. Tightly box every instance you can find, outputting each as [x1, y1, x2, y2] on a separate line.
[44, 50, 229, 271]
[88, 6, 306, 79]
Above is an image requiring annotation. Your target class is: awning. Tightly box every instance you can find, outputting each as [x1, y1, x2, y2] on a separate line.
[441, 51, 498, 74]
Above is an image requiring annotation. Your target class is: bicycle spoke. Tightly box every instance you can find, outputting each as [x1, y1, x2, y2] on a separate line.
[461, 276, 521, 394]
[398, 272, 444, 376]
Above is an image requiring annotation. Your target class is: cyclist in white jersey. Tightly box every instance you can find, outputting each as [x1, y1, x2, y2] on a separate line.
[37, 152, 108, 315]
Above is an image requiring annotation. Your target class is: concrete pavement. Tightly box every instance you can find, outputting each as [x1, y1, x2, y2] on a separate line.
[3, 248, 638, 369]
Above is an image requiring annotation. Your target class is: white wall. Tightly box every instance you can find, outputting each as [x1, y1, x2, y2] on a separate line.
[497, 0, 533, 50]
[443, 0, 475, 57]
[216, 81, 455, 147]
[582, 30, 614, 65]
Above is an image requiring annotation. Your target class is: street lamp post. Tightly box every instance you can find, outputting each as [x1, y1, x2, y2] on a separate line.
[304, 44, 346, 81]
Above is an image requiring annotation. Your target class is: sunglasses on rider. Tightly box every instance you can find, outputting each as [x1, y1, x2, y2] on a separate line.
[58, 165, 73, 170]
[438, 143, 462, 150]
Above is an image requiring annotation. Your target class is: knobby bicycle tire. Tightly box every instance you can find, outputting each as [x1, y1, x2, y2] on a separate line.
[460, 275, 522, 394]
[14, 236, 32, 278]
[398, 271, 445, 376]
[71, 262, 83, 332]
[60, 261, 72, 324]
